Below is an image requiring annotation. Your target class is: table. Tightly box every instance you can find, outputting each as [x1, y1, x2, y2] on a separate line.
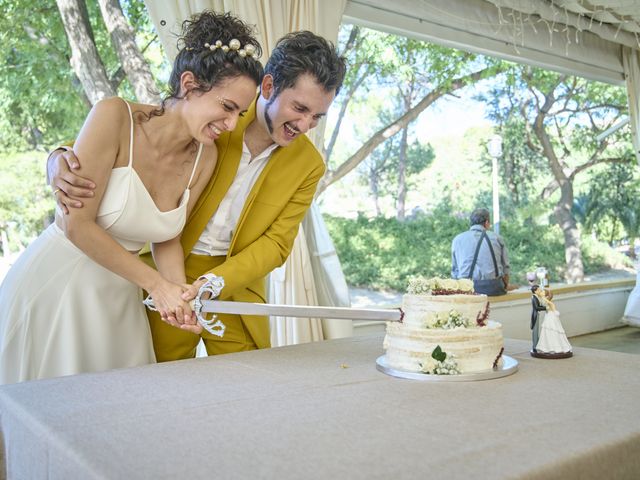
[1, 335, 640, 479]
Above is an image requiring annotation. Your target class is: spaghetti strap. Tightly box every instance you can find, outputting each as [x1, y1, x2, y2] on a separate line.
[186, 143, 204, 189]
[121, 99, 135, 167]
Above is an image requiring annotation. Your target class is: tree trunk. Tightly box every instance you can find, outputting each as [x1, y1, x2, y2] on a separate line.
[56, 0, 115, 104]
[532, 90, 584, 282]
[325, 69, 368, 162]
[396, 125, 408, 221]
[369, 170, 381, 217]
[609, 218, 618, 246]
[554, 182, 584, 283]
[396, 85, 413, 221]
[97, 0, 160, 104]
[629, 237, 637, 260]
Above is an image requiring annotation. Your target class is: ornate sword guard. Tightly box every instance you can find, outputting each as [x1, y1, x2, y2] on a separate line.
[193, 274, 226, 337]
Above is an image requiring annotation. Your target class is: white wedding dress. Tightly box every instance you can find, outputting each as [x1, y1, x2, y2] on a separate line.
[0, 100, 202, 384]
[622, 267, 640, 327]
[536, 310, 572, 354]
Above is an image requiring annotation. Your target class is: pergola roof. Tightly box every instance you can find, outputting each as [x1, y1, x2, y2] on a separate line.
[344, 0, 640, 85]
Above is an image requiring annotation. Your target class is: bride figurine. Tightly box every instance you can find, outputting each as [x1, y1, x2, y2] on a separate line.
[531, 286, 573, 359]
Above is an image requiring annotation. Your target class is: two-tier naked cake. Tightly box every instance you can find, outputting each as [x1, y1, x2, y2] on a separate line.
[383, 277, 504, 375]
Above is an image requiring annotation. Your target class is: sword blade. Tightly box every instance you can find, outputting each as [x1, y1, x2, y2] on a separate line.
[200, 300, 401, 322]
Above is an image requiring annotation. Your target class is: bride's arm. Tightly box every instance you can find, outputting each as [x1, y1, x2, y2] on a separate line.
[150, 145, 217, 333]
[60, 98, 186, 325]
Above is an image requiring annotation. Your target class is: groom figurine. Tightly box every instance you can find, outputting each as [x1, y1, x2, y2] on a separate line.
[530, 285, 547, 353]
[47, 31, 346, 361]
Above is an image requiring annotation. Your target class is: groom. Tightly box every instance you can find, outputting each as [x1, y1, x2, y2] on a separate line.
[530, 285, 547, 352]
[48, 31, 346, 361]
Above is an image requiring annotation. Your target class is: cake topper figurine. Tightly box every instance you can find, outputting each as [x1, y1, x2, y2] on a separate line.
[530, 285, 572, 359]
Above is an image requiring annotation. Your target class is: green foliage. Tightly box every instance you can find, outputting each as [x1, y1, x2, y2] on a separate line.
[0, 1, 88, 151]
[0, 151, 54, 254]
[324, 205, 632, 291]
[362, 136, 435, 205]
[325, 205, 466, 290]
[0, 0, 164, 152]
[328, 24, 499, 169]
[479, 63, 629, 206]
[431, 345, 446, 362]
[574, 161, 640, 244]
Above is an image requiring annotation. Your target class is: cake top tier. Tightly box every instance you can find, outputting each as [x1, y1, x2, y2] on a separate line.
[407, 277, 474, 295]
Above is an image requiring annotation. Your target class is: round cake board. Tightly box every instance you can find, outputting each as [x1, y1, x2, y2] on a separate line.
[376, 354, 518, 382]
[530, 350, 573, 359]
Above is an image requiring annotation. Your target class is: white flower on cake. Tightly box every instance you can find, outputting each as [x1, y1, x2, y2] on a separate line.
[441, 278, 459, 291]
[406, 277, 433, 295]
[407, 276, 475, 295]
[456, 279, 474, 292]
[420, 345, 460, 375]
[432, 309, 469, 329]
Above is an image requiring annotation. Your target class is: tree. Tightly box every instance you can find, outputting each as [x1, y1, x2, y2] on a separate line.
[483, 64, 631, 282]
[56, 0, 159, 105]
[0, 1, 89, 150]
[575, 162, 640, 256]
[318, 25, 500, 197]
[0, 0, 163, 151]
[97, 0, 160, 104]
[361, 134, 434, 218]
[56, 0, 116, 103]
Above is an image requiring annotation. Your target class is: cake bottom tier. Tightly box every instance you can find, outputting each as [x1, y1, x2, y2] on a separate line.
[383, 320, 504, 374]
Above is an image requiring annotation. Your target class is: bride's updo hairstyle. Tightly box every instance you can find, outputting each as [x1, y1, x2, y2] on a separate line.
[151, 11, 263, 116]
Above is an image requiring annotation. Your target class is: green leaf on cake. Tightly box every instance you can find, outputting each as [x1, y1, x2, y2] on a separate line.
[432, 345, 447, 362]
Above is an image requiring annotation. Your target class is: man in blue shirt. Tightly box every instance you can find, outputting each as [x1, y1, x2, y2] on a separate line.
[451, 208, 510, 292]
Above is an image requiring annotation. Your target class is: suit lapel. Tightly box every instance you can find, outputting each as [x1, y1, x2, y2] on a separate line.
[226, 135, 310, 255]
[227, 149, 279, 254]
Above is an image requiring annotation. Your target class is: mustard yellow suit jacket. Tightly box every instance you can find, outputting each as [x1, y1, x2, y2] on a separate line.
[176, 100, 325, 347]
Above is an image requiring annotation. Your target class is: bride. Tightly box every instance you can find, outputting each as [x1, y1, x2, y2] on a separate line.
[535, 288, 572, 354]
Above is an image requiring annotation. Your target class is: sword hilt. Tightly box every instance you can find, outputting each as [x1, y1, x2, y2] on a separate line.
[142, 274, 227, 337]
[193, 274, 226, 337]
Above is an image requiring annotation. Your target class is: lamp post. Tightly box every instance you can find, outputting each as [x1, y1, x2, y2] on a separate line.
[487, 135, 502, 235]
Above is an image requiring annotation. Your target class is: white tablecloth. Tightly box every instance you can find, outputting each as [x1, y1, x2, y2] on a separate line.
[1, 335, 640, 479]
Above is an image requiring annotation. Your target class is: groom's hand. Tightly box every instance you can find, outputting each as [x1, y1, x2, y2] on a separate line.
[181, 279, 205, 302]
[48, 148, 96, 214]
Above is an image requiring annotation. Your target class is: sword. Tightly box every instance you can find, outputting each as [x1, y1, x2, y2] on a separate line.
[144, 274, 402, 338]
[200, 299, 402, 322]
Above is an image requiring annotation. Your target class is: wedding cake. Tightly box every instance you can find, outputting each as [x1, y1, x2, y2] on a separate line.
[383, 277, 504, 374]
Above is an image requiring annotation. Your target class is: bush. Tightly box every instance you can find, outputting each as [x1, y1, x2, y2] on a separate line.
[324, 208, 632, 291]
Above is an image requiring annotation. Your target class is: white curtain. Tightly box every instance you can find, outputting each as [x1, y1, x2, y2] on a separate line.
[623, 47, 640, 166]
[144, 0, 352, 346]
[268, 226, 324, 345]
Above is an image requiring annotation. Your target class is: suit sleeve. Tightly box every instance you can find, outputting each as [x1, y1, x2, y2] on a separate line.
[532, 296, 547, 312]
[207, 161, 325, 300]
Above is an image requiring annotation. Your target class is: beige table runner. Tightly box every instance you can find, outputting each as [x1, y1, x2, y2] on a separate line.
[1, 335, 640, 479]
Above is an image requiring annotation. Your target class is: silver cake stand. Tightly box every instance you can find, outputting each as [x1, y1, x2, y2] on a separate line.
[376, 354, 518, 382]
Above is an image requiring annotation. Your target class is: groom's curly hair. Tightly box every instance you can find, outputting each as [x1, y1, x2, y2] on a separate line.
[264, 31, 346, 98]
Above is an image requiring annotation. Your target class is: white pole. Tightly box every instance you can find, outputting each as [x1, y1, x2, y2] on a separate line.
[488, 135, 503, 235]
[492, 156, 500, 235]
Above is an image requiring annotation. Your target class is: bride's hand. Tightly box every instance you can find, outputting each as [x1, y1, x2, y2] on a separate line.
[149, 279, 196, 330]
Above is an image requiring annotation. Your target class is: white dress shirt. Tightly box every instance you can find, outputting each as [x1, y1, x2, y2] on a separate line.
[191, 140, 278, 256]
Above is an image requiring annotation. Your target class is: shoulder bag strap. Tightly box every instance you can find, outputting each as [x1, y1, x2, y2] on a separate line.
[483, 232, 500, 278]
[467, 232, 485, 279]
